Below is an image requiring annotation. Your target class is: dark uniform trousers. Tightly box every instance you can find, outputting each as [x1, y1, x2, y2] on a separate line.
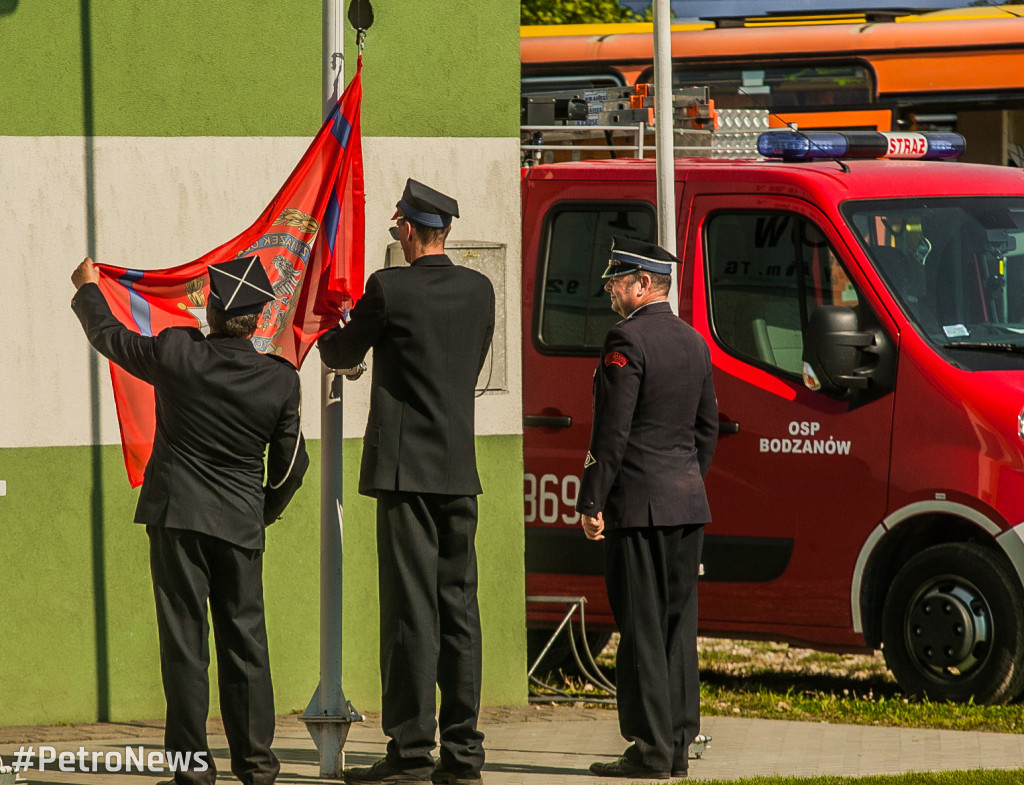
[149, 526, 279, 785]
[605, 524, 705, 775]
[375, 491, 485, 778]
[71, 282, 305, 785]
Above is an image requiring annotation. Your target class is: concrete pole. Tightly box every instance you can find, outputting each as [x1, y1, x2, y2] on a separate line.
[653, 0, 679, 314]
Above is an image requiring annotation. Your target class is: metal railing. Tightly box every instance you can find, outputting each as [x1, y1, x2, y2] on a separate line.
[525, 595, 712, 759]
[526, 596, 617, 704]
[521, 108, 770, 166]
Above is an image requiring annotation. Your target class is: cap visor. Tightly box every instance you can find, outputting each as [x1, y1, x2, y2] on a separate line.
[602, 263, 636, 278]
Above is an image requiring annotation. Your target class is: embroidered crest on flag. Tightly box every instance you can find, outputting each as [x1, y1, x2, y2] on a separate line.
[274, 208, 319, 233]
[253, 250, 304, 351]
[176, 275, 208, 329]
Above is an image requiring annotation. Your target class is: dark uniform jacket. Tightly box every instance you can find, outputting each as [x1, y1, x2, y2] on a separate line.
[317, 254, 495, 497]
[576, 300, 717, 530]
[72, 283, 308, 550]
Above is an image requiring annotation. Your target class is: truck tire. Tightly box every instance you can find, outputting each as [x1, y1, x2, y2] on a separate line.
[881, 542, 1024, 704]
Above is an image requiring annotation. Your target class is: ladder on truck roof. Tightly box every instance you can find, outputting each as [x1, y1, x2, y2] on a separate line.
[521, 83, 767, 166]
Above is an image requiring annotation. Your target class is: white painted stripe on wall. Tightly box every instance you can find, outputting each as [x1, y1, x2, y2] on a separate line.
[1, 136, 521, 449]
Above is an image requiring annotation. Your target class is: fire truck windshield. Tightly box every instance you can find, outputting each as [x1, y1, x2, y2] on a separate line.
[842, 197, 1024, 366]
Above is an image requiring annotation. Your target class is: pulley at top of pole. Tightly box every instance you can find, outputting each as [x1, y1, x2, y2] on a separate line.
[348, 0, 373, 51]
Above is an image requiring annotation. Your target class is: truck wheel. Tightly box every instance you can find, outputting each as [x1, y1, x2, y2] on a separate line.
[881, 542, 1024, 704]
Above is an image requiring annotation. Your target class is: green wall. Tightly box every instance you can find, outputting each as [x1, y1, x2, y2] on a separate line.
[344, 1, 520, 138]
[0, 0, 519, 138]
[0, 436, 524, 726]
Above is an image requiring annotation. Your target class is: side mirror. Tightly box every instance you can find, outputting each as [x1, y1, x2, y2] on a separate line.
[802, 306, 875, 394]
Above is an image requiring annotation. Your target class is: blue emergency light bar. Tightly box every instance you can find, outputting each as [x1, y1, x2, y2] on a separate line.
[758, 130, 966, 161]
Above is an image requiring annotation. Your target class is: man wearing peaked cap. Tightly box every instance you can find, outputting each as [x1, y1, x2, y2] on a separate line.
[389, 178, 460, 236]
[602, 234, 682, 278]
[576, 236, 718, 780]
[71, 254, 309, 785]
[318, 179, 494, 785]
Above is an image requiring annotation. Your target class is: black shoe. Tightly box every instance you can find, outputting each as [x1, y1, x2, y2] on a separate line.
[589, 756, 670, 779]
[431, 766, 482, 784]
[344, 758, 431, 784]
[671, 770, 688, 778]
[670, 732, 710, 777]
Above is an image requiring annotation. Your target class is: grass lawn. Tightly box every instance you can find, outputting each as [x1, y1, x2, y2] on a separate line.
[540, 636, 1024, 733]
[696, 638, 1024, 733]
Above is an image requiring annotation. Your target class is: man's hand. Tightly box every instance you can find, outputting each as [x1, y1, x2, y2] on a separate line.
[581, 512, 605, 541]
[72, 257, 100, 290]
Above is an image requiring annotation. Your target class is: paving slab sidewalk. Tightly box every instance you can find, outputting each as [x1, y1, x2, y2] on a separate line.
[2, 705, 1024, 784]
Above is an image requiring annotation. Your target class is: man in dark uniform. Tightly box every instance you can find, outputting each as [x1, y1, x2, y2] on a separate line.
[71, 255, 309, 785]
[317, 179, 495, 785]
[576, 236, 717, 780]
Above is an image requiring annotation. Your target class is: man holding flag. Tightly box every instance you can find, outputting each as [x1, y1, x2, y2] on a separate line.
[318, 179, 494, 785]
[68, 62, 365, 785]
[72, 254, 309, 785]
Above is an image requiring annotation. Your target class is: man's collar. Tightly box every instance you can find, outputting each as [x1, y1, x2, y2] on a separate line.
[626, 299, 672, 319]
[208, 332, 259, 350]
[410, 253, 452, 267]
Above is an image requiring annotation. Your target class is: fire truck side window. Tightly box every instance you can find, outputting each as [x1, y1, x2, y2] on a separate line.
[537, 205, 655, 353]
[706, 211, 860, 377]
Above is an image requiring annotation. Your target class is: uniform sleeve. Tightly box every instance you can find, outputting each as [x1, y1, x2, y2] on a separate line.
[317, 272, 386, 369]
[478, 281, 496, 374]
[575, 326, 643, 516]
[71, 282, 163, 382]
[263, 374, 310, 525]
[694, 345, 718, 479]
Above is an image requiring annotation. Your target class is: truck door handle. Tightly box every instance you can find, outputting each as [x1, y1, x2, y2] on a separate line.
[524, 414, 573, 428]
[719, 421, 740, 434]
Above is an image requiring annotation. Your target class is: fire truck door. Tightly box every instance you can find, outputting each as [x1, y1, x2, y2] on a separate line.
[686, 194, 895, 631]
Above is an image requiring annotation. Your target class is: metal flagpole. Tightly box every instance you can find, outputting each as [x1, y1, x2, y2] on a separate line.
[300, 0, 361, 777]
[652, 0, 679, 314]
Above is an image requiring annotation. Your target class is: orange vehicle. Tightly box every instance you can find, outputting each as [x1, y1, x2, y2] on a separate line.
[521, 6, 1024, 166]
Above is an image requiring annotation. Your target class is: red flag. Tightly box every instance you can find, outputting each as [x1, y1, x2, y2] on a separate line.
[95, 61, 364, 487]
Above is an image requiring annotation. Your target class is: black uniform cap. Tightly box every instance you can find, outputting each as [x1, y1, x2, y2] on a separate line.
[602, 235, 682, 278]
[392, 178, 460, 228]
[207, 255, 275, 316]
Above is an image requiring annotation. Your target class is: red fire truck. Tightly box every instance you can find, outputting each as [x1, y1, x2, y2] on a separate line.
[522, 128, 1024, 703]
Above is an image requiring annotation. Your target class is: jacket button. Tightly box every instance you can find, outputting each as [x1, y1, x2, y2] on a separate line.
[585, 502, 594, 509]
